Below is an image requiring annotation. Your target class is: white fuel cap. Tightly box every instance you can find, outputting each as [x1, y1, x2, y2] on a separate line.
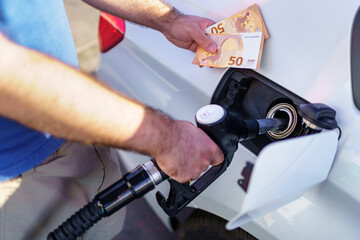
[196, 104, 226, 125]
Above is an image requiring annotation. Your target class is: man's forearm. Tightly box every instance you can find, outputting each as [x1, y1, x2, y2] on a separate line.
[84, 0, 217, 53]
[0, 1, 224, 181]
[0, 34, 172, 156]
[83, 0, 180, 33]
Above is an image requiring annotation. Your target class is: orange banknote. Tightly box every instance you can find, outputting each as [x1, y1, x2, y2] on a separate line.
[193, 4, 268, 67]
[205, 4, 269, 39]
[193, 32, 264, 69]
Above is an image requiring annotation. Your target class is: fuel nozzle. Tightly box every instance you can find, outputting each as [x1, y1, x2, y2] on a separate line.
[48, 105, 292, 239]
[195, 104, 288, 155]
[156, 104, 289, 217]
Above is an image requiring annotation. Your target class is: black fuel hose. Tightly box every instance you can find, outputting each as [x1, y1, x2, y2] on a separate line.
[47, 160, 166, 240]
[47, 199, 104, 240]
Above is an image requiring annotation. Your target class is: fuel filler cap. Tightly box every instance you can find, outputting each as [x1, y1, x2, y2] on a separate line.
[298, 103, 338, 130]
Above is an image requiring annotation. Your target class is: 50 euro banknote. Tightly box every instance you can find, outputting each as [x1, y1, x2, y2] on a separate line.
[205, 4, 269, 39]
[192, 32, 264, 69]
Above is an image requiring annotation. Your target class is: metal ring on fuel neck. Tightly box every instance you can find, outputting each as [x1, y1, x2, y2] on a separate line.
[266, 103, 298, 139]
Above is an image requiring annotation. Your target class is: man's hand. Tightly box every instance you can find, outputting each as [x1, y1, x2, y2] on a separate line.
[153, 120, 224, 183]
[162, 14, 217, 53]
[83, 0, 217, 53]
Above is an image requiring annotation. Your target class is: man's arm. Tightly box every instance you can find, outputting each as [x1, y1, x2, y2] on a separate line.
[83, 0, 217, 53]
[0, 34, 223, 182]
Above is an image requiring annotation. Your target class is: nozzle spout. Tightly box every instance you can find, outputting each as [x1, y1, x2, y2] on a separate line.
[256, 118, 289, 135]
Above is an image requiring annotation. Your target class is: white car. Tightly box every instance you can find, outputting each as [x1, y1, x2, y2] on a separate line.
[96, 0, 360, 239]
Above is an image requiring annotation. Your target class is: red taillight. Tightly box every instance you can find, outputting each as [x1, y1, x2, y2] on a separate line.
[98, 12, 126, 53]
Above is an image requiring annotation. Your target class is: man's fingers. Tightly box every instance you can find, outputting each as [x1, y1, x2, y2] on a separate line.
[200, 18, 216, 30]
[190, 26, 217, 53]
[189, 42, 198, 52]
[210, 146, 224, 166]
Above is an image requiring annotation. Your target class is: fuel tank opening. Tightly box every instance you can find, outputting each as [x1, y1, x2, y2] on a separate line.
[266, 103, 297, 139]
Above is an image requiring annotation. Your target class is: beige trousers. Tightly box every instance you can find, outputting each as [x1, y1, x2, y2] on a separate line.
[0, 141, 126, 240]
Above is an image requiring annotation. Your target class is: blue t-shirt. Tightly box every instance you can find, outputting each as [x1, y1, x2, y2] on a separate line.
[0, 0, 79, 182]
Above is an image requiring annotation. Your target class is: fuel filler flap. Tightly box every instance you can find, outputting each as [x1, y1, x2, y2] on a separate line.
[226, 130, 338, 230]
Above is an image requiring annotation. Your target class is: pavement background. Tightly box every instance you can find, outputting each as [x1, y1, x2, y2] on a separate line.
[64, 0, 100, 74]
[63, 0, 180, 239]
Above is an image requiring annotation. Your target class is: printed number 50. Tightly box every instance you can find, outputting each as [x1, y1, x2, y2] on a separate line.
[211, 23, 225, 34]
[228, 56, 243, 66]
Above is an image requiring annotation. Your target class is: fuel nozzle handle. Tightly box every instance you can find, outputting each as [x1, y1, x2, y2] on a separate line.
[195, 104, 257, 159]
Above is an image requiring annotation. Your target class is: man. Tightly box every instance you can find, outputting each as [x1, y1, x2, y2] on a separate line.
[0, 0, 223, 239]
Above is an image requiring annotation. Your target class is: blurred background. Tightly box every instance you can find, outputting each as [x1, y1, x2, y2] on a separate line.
[64, 0, 100, 74]
[63, 0, 179, 239]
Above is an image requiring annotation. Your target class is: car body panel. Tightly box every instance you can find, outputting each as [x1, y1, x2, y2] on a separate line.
[97, 0, 360, 239]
